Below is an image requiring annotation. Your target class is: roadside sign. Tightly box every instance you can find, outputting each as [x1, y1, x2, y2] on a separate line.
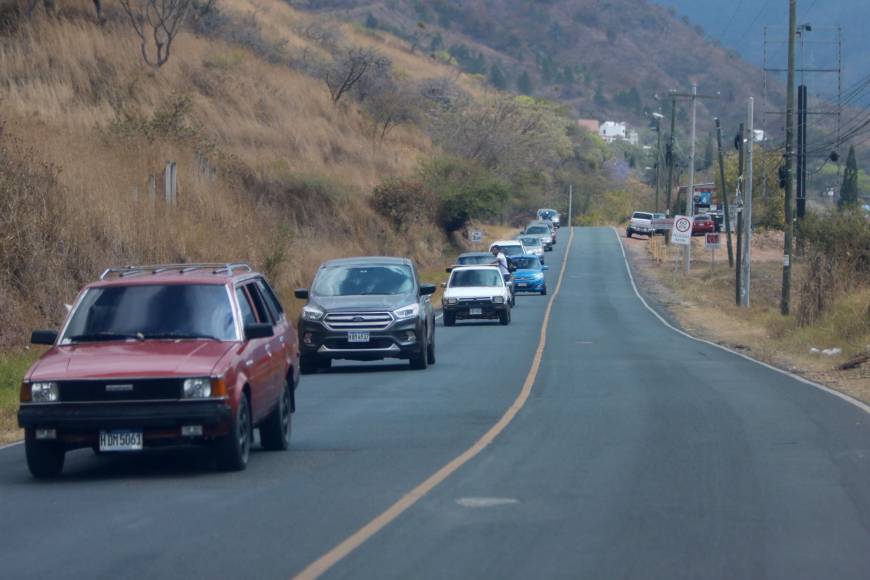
[670, 215, 693, 246]
[470, 230, 483, 243]
[704, 233, 721, 249]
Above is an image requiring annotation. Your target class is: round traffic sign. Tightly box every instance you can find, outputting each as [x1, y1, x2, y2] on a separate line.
[675, 217, 691, 233]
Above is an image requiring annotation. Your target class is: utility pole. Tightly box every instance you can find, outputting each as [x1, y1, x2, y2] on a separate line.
[568, 184, 573, 228]
[684, 83, 698, 274]
[796, 84, 807, 220]
[714, 118, 734, 267]
[665, 97, 677, 216]
[781, 0, 797, 316]
[653, 113, 664, 212]
[735, 124, 744, 306]
[741, 98, 754, 307]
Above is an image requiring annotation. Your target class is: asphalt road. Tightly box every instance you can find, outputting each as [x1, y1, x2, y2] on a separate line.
[1, 227, 868, 579]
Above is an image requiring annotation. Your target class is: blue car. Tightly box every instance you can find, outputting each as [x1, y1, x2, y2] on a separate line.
[510, 255, 549, 295]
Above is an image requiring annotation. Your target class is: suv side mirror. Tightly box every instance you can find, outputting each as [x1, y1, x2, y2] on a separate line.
[542, 265, 550, 271]
[445, 266, 454, 273]
[420, 283, 436, 296]
[31, 330, 58, 346]
[244, 323, 274, 340]
[294, 288, 309, 300]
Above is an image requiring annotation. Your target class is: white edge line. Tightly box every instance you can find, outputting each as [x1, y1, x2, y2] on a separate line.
[0, 440, 23, 450]
[612, 227, 870, 415]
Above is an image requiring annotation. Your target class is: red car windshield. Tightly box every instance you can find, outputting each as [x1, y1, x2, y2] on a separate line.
[62, 284, 236, 343]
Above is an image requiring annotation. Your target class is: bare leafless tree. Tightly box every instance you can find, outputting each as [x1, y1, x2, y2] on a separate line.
[119, 0, 192, 68]
[322, 46, 389, 105]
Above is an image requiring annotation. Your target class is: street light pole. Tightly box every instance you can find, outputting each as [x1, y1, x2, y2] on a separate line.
[684, 83, 698, 274]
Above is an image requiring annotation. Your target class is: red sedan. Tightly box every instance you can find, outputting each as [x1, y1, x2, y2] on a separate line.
[692, 214, 716, 235]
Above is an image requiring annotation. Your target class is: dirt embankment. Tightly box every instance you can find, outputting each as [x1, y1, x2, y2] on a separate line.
[621, 230, 870, 405]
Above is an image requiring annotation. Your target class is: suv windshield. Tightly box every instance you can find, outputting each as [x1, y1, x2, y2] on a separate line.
[458, 254, 495, 265]
[63, 284, 236, 343]
[511, 257, 541, 270]
[526, 226, 549, 235]
[518, 237, 542, 247]
[450, 269, 503, 288]
[313, 265, 415, 296]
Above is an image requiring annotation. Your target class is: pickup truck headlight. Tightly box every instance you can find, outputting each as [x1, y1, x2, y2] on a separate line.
[302, 306, 324, 321]
[492, 296, 505, 304]
[31, 382, 59, 403]
[393, 303, 419, 320]
[183, 377, 212, 399]
[445, 297, 458, 305]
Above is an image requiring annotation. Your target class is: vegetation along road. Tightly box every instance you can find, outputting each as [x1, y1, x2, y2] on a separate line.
[1, 228, 868, 579]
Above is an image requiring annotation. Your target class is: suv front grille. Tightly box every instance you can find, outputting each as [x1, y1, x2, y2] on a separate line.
[324, 312, 393, 331]
[58, 379, 183, 402]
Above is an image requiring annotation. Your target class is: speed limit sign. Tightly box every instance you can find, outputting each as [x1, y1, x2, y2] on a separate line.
[670, 215, 693, 246]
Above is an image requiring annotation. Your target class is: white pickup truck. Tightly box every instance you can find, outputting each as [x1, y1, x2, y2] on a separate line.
[442, 266, 512, 326]
[626, 211, 655, 238]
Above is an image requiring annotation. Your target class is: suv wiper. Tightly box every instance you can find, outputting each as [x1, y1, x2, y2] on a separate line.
[141, 332, 222, 341]
[67, 332, 143, 342]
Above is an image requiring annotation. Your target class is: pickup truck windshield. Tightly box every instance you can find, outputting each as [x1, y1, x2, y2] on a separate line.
[457, 255, 495, 265]
[526, 226, 549, 235]
[518, 237, 542, 247]
[450, 269, 503, 288]
[313, 265, 415, 296]
[498, 245, 525, 257]
[63, 284, 236, 343]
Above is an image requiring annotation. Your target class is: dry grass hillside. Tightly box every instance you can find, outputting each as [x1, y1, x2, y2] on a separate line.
[0, 0, 476, 346]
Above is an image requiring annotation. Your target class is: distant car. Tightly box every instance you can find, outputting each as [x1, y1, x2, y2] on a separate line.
[536, 208, 561, 228]
[692, 214, 716, 235]
[510, 255, 549, 295]
[652, 212, 670, 236]
[626, 211, 655, 238]
[442, 266, 512, 326]
[489, 240, 525, 260]
[18, 263, 299, 478]
[295, 257, 436, 372]
[524, 223, 555, 249]
[529, 220, 557, 245]
[707, 211, 724, 232]
[456, 252, 496, 266]
[516, 235, 545, 264]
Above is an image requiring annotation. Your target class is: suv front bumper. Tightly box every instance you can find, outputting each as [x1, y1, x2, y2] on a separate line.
[299, 318, 424, 361]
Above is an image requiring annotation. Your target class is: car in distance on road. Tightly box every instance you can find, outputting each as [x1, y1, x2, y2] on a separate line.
[489, 240, 525, 261]
[522, 223, 554, 250]
[456, 252, 497, 266]
[18, 263, 299, 478]
[692, 214, 716, 235]
[536, 208, 561, 228]
[626, 211, 656, 238]
[510, 255, 549, 295]
[442, 266, 512, 326]
[516, 235, 545, 264]
[295, 257, 436, 373]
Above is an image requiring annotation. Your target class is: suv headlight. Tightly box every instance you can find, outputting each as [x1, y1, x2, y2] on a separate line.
[393, 303, 419, 320]
[31, 382, 59, 403]
[492, 296, 505, 304]
[183, 377, 212, 399]
[302, 306, 324, 321]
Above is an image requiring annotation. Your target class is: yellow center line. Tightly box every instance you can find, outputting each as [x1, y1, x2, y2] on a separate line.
[293, 227, 576, 580]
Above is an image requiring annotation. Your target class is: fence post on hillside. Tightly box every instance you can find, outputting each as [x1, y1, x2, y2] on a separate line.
[148, 175, 157, 206]
[164, 161, 177, 206]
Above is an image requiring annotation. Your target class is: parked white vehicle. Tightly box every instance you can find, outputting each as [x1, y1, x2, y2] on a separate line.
[442, 266, 512, 326]
[626, 211, 655, 238]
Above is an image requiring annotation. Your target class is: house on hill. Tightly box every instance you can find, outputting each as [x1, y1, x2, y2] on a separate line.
[576, 119, 600, 133]
[599, 121, 639, 146]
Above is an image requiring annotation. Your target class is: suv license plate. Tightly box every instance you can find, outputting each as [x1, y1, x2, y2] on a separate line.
[99, 430, 143, 452]
[469, 307, 483, 316]
[347, 331, 370, 343]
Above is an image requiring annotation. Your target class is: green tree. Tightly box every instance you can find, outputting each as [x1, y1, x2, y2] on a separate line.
[489, 63, 508, 90]
[517, 71, 534, 95]
[364, 13, 378, 29]
[839, 145, 859, 208]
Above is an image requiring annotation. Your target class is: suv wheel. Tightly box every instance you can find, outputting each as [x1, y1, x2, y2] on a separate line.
[426, 327, 436, 365]
[260, 381, 291, 451]
[410, 333, 429, 370]
[300, 354, 321, 375]
[499, 308, 511, 326]
[25, 430, 65, 478]
[216, 393, 252, 471]
[443, 312, 456, 327]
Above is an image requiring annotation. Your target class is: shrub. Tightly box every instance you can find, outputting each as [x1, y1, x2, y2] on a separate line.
[421, 157, 510, 232]
[796, 211, 870, 326]
[371, 178, 437, 232]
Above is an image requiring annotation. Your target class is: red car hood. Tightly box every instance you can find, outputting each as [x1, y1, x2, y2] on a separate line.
[28, 341, 236, 381]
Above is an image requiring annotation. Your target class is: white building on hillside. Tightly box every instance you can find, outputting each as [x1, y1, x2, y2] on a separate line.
[599, 121, 627, 143]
